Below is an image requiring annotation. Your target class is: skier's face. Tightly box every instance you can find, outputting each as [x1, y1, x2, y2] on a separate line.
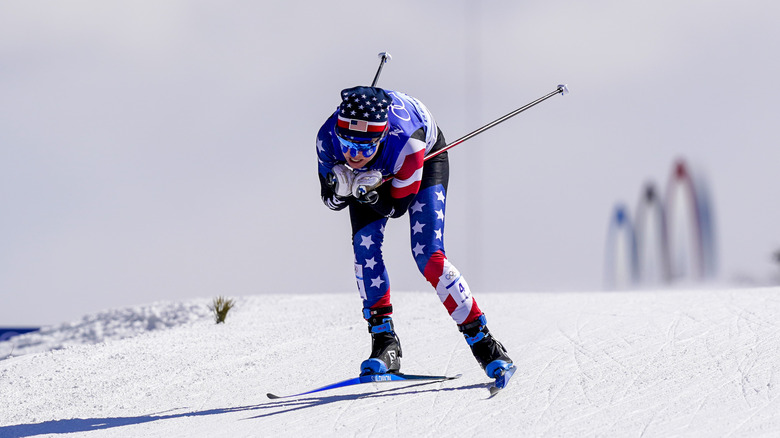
[343, 149, 373, 169]
[337, 134, 381, 169]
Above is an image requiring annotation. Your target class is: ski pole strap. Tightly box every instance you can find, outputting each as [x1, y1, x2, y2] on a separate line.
[363, 306, 393, 320]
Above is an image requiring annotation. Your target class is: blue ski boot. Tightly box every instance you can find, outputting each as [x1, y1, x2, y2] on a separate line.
[360, 310, 402, 376]
[459, 314, 513, 379]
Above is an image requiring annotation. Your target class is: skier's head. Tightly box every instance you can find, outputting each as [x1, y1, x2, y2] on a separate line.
[335, 86, 391, 162]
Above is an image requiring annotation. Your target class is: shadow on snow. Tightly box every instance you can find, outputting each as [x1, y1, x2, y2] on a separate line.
[0, 381, 489, 437]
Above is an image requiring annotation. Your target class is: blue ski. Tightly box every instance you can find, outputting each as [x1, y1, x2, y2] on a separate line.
[267, 372, 461, 399]
[488, 365, 517, 397]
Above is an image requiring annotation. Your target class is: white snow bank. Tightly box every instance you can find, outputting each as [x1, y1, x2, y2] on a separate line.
[0, 300, 212, 359]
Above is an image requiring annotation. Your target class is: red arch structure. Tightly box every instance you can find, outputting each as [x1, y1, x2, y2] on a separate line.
[606, 158, 717, 289]
[664, 159, 717, 281]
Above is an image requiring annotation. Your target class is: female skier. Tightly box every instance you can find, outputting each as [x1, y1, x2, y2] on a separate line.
[316, 86, 512, 380]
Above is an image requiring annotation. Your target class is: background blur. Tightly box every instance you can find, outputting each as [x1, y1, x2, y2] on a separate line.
[2, 0, 779, 326]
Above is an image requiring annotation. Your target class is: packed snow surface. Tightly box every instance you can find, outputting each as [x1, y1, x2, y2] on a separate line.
[2, 288, 780, 437]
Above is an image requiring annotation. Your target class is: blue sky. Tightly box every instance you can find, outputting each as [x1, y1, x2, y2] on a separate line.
[2, 0, 779, 325]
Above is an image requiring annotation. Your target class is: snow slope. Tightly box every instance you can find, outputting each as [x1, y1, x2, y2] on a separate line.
[1, 288, 780, 437]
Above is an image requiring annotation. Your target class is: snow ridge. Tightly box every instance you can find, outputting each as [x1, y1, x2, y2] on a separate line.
[0, 300, 211, 359]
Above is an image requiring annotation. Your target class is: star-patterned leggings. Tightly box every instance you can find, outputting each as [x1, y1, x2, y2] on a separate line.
[348, 147, 483, 326]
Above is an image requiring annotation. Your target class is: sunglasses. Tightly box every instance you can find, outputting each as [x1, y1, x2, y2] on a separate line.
[337, 135, 382, 158]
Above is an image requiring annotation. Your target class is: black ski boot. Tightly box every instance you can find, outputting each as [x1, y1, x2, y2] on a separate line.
[360, 312, 402, 375]
[459, 314, 513, 378]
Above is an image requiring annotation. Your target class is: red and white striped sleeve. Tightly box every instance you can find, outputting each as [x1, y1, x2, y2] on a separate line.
[390, 137, 426, 199]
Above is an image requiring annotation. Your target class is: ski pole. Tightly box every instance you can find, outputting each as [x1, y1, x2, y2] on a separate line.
[380, 84, 569, 183]
[423, 84, 569, 162]
[371, 52, 392, 87]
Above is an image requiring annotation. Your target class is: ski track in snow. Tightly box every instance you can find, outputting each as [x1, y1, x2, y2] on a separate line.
[1, 288, 780, 437]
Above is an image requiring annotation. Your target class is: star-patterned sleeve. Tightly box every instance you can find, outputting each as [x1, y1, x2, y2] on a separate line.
[316, 118, 339, 179]
[316, 118, 350, 211]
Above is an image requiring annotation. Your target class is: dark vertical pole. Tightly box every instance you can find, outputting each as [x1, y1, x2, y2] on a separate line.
[371, 52, 391, 87]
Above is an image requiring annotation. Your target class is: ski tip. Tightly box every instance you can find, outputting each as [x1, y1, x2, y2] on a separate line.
[266, 393, 280, 400]
[450, 373, 463, 380]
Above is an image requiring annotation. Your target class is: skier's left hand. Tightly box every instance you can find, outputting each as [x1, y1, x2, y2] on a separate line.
[352, 170, 383, 204]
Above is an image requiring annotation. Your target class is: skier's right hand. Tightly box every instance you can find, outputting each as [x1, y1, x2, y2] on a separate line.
[327, 164, 355, 198]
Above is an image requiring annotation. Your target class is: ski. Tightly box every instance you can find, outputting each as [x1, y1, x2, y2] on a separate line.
[267, 372, 461, 400]
[488, 365, 517, 397]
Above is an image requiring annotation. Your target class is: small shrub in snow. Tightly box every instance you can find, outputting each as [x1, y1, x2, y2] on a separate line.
[209, 296, 235, 324]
